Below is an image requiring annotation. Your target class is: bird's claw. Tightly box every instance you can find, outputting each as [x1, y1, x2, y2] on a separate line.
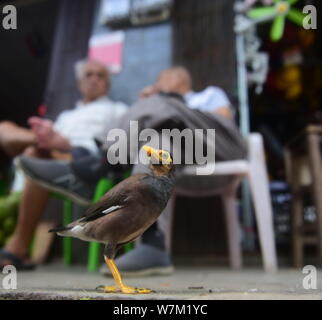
[96, 285, 154, 294]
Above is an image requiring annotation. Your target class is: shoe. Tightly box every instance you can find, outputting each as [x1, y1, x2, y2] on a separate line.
[0, 249, 35, 271]
[100, 244, 174, 277]
[16, 156, 95, 206]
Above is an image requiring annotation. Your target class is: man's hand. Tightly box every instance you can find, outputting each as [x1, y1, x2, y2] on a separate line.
[28, 117, 71, 151]
[28, 117, 55, 149]
[214, 107, 233, 120]
[139, 85, 158, 99]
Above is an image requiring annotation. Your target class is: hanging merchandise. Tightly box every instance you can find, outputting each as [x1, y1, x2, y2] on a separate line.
[247, 0, 305, 42]
[282, 46, 303, 67]
[234, 0, 309, 133]
[233, 0, 309, 251]
[275, 65, 303, 100]
[298, 29, 315, 48]
[244, 0, 274, 7]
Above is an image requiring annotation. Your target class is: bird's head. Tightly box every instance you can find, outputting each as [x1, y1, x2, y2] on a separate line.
[143, 145, 174, 176]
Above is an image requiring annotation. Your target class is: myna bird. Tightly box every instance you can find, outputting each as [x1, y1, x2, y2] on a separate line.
[49, 145, 175, 294]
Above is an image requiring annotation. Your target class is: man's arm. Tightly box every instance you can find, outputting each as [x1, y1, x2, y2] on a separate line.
[48, 132, 71, 151]
[28, 117, 71, 152]
[214, 106, 233, 119]
[206, 87, 234, 119]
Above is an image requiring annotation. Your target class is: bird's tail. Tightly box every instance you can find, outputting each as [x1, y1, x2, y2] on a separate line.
[48, 226, 72, 233]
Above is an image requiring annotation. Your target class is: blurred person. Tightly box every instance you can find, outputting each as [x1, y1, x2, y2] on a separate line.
[140, 66, 233, 119]
[0, 59, 126, 160]
[0, 59, 127, 269]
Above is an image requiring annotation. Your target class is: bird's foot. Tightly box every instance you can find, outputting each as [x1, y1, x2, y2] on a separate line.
[96, 285, 153, 294]
[120, 285, 154, 294]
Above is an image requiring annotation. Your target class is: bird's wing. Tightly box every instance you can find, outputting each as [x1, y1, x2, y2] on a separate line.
[79, 192, 126, 223]
[80, 174, 147, 223]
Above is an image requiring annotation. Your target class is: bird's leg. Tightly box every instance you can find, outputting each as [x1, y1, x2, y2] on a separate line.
[97, 256, 153, 294]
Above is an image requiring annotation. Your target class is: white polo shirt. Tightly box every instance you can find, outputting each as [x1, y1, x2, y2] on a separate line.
[184, 86, 231, 113]
[54, 96, 127, 153]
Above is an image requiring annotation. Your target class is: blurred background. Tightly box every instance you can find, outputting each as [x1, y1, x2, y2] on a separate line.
[0, 0, 321, 270]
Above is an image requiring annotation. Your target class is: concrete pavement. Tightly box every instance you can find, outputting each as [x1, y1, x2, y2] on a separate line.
[1, 264, 322, 300]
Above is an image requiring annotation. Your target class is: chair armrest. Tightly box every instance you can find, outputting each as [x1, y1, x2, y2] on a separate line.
[181, 160, 249, 176]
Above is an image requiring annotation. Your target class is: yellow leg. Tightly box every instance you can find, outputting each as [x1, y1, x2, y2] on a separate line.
[97, 256, 153, 294]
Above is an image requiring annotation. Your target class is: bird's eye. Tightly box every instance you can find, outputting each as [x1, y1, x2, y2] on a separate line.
[161, 153, 168, 159]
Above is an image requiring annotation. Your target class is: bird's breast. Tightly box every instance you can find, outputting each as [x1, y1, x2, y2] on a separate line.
[142, 175, 175, 210]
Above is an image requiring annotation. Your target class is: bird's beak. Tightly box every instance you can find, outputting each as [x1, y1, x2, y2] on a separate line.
[142, 145, 172, 164]
[143, 145, 159, 159]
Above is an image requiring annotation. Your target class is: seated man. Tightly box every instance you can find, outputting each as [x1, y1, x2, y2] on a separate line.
[0, 59, 127, 269]
[12, 67, 246, 274]
[140, 66, 233, 119]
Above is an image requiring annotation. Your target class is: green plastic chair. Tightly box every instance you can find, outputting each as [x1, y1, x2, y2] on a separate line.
[62, 176, 133, 272]
[0, 181, 6, 196]
[0, 179, 9, 196]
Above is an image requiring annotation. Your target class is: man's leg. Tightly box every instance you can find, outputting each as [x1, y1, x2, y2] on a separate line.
[5, 148, 102, 263]
[1, 146, 50, 265]
[4, 176, 50, 260]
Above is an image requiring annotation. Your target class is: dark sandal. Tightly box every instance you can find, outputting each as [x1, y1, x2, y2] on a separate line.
[0, 249, 35, 271]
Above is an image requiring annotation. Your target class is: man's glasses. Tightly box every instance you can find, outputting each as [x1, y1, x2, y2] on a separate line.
[85, 71, 106, 79]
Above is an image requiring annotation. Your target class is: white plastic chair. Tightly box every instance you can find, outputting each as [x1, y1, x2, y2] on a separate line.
[159, 133, 278, 272]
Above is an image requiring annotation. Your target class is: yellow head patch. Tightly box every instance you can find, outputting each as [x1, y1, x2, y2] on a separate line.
[142, 146, 172, 165]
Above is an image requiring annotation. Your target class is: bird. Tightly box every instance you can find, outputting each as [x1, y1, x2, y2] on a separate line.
[49, 145, 175, 294]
